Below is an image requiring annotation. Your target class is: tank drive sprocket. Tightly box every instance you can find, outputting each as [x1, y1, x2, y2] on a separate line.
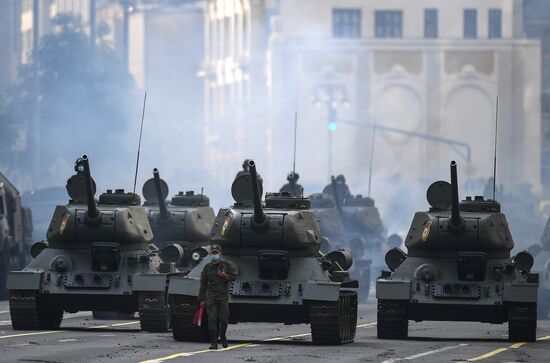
[508, 302, 537, 342]
[376, 299, 408, 339]
[9, 290, 63, 330]
[139, 291, 170, 332]
[171, 295, 209, 342]
[310, 290, 357, 345]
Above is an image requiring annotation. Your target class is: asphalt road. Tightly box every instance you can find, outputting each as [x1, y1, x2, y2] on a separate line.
[0, 299, 549, 363]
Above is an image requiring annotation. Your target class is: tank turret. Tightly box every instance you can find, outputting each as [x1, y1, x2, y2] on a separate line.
[142, 168, 215, 267]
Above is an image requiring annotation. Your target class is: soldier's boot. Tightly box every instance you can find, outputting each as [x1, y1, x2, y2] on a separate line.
[209, 340, 218, 350]
[209, 329, 218, 350]
[220, 322, 229, 348]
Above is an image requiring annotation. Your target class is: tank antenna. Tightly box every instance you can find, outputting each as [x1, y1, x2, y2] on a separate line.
[293, 111, 298, 175]
[492, 96, 499, 202]
[200, 187, 204, 203]
[133, 91, 147, 195]
[367, 125, 377, 198]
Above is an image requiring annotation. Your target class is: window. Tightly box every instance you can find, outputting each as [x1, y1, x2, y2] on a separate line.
[489, 9, 502, 39]
[464, 9, 477, 39]
[424, 9, 438, 38]
[332, 8, 361, 38]
[375, 11, 403, 38]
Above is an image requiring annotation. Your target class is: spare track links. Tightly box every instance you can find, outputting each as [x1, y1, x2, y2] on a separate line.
[138, 291, 170, 332]
[508, 302, 537, 342]
[170, 295, 209, 342]
[377, 299, 408, 339]
[9, 290, 63, 330]
[310, 290, 358, 345]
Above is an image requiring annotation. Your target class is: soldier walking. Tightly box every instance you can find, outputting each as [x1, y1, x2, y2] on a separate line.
[198, 244, 237, 349]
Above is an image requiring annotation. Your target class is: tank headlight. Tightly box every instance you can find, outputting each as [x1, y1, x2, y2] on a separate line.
[192, 252, 201, 261]
[512, 251, 534, 273]
[161, 243, 184, 264]
[385, 248, 407, 271]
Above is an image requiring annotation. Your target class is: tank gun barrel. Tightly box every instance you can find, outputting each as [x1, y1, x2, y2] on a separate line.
[248, 160, 266, 225]
[449, 161, 463, 228]
[81, 154, 99, 221]
[330, 175, 343, 217]
[153, 168, 170, 220]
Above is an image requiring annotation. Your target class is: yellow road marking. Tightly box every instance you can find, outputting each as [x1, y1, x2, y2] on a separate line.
[139, 321, 377, 363]
[0, 321, 139, 339]
[459, 337, 548, 362]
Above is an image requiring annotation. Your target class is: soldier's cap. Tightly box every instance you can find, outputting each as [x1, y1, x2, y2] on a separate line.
[210, 244, 222, 253]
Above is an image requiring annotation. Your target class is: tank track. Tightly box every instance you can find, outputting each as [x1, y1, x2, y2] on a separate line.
[377, 299, 408, 339]
[310, 290, 357, 345]
[170, 295, 209, 342]
[9, 290, 63, 330]
[508, 302, 537, 342]
[138, 292, 170, 332]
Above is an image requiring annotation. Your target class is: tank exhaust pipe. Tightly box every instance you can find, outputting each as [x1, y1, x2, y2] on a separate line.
[449, 161, 464, 231]
[81, 154, 100, 224]
[248, 160, 267, 227]
[153, 168, 170, 220]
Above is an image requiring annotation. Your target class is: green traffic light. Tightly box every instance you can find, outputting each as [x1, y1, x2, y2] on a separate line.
[328, 122, 337, 132]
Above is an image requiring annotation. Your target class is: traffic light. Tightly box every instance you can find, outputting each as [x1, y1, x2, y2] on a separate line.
[328, 122, 337, 132]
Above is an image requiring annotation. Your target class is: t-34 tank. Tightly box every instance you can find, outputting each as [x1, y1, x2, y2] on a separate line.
[141, 168, 215, 269]
[169, 160, 358, 345]
[376, 161, 539, 341]
[7, 155, 169, 332]
[527, 217, 550, 319]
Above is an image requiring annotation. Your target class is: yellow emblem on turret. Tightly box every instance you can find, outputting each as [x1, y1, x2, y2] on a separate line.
[421, 220, 432, 241]
[221, 210, 233, 236]
[60, 212, 70, 235]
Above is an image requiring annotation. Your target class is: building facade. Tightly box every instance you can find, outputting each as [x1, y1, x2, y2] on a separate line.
[204, 0, 541, 197]
[523, 0, 550, 195]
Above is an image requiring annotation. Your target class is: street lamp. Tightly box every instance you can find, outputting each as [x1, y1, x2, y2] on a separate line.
[311, 84, 349, 177]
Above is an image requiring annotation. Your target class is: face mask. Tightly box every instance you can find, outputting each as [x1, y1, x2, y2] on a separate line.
[211, 254, 220, 261]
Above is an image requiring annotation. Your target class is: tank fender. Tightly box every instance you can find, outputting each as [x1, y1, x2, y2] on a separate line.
[133, 273, 167, 292]
[503, 282, 538, 303]
[302, 281, 340, 301]
[7, 270, 43, 290]
[168, 276, 200, 296]
[376, 278, 411, 300]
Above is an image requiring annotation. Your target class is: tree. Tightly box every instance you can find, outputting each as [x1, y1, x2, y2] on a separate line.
[7, 14, 139, 185]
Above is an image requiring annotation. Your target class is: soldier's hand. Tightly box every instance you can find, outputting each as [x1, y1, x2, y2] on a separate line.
[217, 269, 227, 279]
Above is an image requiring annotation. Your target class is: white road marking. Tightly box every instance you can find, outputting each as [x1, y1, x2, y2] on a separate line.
[381, 343, 469, 363]
[0, 310, 9, 314]
[58, 338, 77, 343]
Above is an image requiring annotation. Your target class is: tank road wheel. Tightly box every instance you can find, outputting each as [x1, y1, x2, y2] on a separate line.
[377, 299, 408, 339]
[138, 292, 170, 332]
[310, 290, 358, 345]
[508, 303, 537, 342]
[170, 295, 209, 342]
[9, 290, 63, 330]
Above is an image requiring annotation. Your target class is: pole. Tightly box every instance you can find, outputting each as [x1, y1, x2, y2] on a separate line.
[368, 126, 376, 198]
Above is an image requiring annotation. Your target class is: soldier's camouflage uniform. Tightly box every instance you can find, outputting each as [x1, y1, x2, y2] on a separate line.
[198, 260, 237, 341]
